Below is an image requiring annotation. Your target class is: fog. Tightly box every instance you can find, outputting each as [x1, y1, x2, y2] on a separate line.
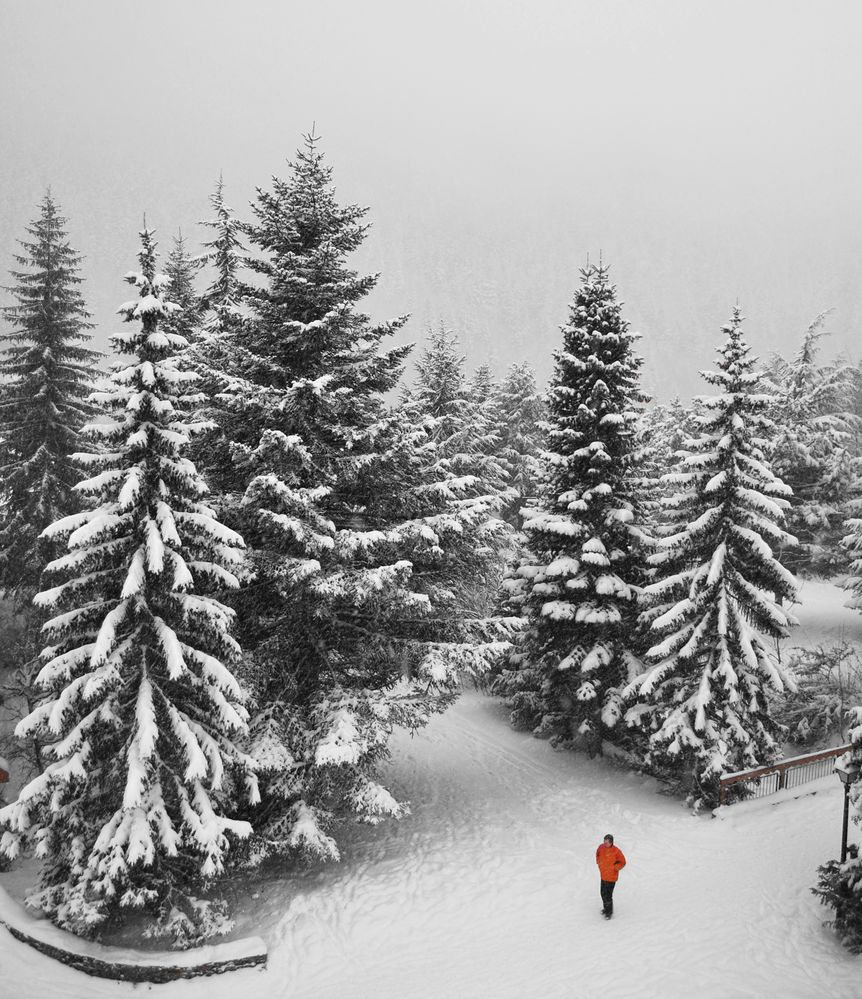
[2, 0, 860, 400]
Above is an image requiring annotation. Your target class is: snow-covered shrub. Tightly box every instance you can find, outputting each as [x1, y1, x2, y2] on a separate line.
[813, 846, 862, 953]
[816, 692, 862, 951]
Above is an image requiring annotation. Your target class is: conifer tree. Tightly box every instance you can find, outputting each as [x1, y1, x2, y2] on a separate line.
[496, 264, 647, 753]
[764, 312, 861, 574]
[195, 135, 513, 864]
[636, 398, 696, 536]
[405, 327, 511, 513]
[197, 176, 248, 339]
[468, 363, 508, 481]
[493, 362, 546, 525]
[408, 325, 468, 423]
[184, 177, 250, 471]
[469, 363, 495, 406]
[0, 229, 256, 945]
[160, 231, 202, 344]
[625, 308, 798, 806]
[0, 192, 100, 602]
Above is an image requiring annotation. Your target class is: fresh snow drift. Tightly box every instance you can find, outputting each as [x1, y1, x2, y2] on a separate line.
[0, 704, 859, 997]
[2, 581, 862, 997]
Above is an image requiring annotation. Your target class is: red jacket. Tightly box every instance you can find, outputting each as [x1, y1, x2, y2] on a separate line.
[596, 843, 626, 882]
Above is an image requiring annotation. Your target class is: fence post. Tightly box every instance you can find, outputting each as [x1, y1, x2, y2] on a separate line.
[778, 767, 786, 791]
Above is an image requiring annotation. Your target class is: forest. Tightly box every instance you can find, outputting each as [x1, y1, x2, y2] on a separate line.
[2, 134, 862, 953]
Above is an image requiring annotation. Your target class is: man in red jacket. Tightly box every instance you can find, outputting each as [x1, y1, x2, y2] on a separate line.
[596, 833, 626, 919]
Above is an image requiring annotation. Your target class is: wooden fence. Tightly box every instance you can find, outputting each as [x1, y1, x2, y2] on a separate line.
[718, 744, 852, 806]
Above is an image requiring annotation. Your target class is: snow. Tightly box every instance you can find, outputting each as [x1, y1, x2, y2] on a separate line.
[2, 582, 862, 997]
[0, 885, 266, 968]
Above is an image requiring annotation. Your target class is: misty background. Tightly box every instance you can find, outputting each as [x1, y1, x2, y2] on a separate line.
[1, 0, 860, 402]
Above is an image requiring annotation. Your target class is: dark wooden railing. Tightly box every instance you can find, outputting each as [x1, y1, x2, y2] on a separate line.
[718, 744, 852, 806]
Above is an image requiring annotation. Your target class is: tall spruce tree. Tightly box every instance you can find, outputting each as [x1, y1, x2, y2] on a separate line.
[764, 312, 861, 574]
[184, 177, 250, 469]
[496, 264, 647, 753]
[161, 231, 202, 344]
[636, 398, 697, 536]
[625, 307, 798, 806]
[407, 325, 468, 423]
[0, 192, 100, 602]
[405, 327, 512, 515]
[196, 135, 513, 864]
[0, 229, 255, 945]
[493, 362, 546, 525]
[469, 363, 495, 406]
[197, 176, 248, 339]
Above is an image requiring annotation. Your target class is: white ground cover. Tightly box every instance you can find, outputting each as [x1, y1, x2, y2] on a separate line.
[2, 579, 861, 998]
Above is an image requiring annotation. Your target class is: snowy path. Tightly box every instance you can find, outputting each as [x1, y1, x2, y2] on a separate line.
[3, 688, 861, 999]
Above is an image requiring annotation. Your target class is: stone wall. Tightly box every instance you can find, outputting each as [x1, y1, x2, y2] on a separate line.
[0, 884, 267, 983]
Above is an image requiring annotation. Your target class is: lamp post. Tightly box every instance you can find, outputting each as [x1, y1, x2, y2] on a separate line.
[834, 756, 861, 863]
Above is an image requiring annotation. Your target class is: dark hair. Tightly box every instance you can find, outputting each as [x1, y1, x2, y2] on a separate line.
[604, 833, 614, 844]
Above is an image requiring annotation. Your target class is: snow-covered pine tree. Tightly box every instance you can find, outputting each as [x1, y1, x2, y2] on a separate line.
[496, 263, 647, 753]
[764, 312, 861, 575]
[493, 362, 546, 526]
[636, 397, 697, 536]
[625, 307, 798, 806]
[467, 362, 511, 493]
[197, 176, 248, 335]
[405, 327, 512, 515]
[0, 192, 100, 602]
[408, 325, 469, 424]
[195, 135, 513, 865]
[469, 362, 495, 406]
[183, 177, 250, 473]
[160, 230, 202, 344]
[0, 229, 256, 946]
[0, 193, 101, 779]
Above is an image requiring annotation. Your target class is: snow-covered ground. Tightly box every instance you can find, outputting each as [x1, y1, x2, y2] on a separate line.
[3, 582, 862, 998]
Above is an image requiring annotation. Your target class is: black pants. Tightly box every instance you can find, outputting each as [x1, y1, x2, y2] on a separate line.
[600, 879, 616, 915]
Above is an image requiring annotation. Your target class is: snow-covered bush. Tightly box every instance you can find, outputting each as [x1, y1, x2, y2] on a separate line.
[813, 846, 862, 953]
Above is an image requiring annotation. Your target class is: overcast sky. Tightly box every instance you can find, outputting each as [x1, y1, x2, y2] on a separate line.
[1, 0, 860, 400]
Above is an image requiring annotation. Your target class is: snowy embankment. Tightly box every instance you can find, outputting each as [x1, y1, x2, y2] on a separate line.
[0, 885, 266, 981]
[3, 581, 862, 998]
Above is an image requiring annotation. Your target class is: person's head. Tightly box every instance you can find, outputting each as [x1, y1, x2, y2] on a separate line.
[603, 834, 614, 846]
